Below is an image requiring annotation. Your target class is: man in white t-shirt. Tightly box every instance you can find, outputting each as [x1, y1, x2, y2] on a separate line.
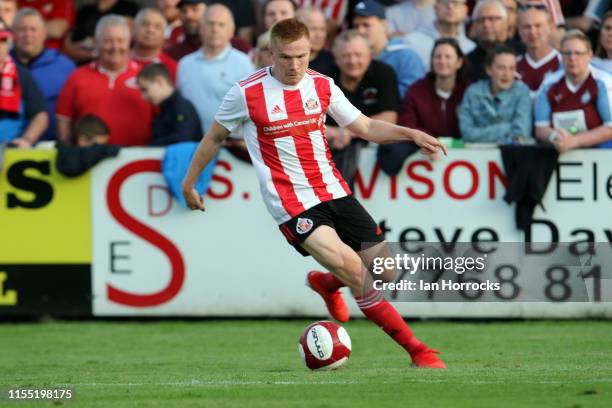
[182, 18, 447, 368]
[402, 0, 475, 70]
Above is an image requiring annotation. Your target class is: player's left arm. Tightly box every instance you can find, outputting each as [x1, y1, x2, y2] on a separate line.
[327, 77, 443, 154]
[370, 110, 397, 124]
[345, 114, 447, 155]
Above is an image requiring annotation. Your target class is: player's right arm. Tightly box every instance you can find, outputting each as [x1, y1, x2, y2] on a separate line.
[182, 83, 248, 211]
[181, 121, 230, 211]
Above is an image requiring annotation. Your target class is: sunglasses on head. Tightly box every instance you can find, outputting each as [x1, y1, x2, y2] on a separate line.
[518, 3, 548, 12]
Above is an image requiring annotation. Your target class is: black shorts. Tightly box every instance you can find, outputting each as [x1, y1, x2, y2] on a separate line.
[279, 195, 384, 256]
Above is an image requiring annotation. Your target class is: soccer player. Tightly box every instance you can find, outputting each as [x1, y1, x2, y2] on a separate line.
[182, 18, 447, 369]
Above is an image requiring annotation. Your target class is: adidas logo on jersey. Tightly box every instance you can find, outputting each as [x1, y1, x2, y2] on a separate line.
[271, 105, 285, 115]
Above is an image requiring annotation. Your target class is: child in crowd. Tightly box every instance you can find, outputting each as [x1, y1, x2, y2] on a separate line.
[56, 114, 119, 177]
[137, 63, 202, 146]
[73, 114, 110, 147]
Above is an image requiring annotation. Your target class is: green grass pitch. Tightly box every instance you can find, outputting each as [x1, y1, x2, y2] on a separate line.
[0, 320, 610, 407]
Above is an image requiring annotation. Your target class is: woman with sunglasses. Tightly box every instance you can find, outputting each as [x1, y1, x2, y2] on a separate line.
[518, 0, 566, 48]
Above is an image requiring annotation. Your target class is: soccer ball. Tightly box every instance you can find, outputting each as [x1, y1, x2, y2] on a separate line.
[298, 321, 351, 370]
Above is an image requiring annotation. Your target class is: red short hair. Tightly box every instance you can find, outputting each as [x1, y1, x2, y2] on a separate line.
[270, 18, 309, 45]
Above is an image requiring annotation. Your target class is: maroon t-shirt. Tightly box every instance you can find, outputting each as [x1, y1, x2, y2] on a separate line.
[399, 76, 470, 138]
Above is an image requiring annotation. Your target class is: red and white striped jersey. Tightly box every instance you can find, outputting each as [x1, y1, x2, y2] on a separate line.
[215, 67, 362, 224]
[296, 0, 349, 25]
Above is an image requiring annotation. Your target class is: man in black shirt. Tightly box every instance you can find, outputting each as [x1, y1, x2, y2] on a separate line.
[64, 0, 140, 64]
[467, 0, 524, 79]
[214, 0, 256, 44]
[327, 29, 400, 188]
[296, 6, 337, 77]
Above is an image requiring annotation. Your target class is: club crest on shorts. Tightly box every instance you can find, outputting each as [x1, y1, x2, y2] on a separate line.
[296, 217, 314, 234]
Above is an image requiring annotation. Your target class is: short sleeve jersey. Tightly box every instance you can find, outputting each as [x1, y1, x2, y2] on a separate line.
[215, 68, 361, 224]
[516, 49, 562, 93]
[534, 67, 612, 132]
[329, 60, 400, 124]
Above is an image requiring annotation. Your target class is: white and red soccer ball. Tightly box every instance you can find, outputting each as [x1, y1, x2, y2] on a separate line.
[298, 321, 351, 370]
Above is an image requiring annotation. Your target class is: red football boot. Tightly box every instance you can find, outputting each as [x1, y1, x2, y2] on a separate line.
[306, 271, 350, 323]
[410, 347, 446, 369]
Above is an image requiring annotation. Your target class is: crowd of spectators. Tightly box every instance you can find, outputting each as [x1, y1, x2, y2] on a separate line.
[2, 0, 612, 162]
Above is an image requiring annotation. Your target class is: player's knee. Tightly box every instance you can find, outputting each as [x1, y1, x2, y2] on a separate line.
[306, 235, 364, 288]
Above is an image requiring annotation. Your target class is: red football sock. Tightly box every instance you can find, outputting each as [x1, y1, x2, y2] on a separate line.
[319, 272, 345, 292]
[355, 289, 424, 354]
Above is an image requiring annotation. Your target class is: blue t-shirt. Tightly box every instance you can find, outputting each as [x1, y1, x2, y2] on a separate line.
[177, 46, 255, 133]
[11, 48, 76, 141]
[377, 37, 425, 99]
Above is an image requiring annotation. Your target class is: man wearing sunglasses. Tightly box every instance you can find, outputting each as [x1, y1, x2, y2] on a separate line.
[516, 2, 562, 95]
[467, 0, 524, 79]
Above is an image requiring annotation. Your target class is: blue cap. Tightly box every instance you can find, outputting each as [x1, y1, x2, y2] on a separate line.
[353, 0, 386, 20]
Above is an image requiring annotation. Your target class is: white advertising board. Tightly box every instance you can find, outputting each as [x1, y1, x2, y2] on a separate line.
[91, 148, 612, 318]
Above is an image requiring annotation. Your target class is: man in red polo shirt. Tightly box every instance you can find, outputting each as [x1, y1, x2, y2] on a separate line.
[56, 15, 154, 146]
[131, 8, 177, 81]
